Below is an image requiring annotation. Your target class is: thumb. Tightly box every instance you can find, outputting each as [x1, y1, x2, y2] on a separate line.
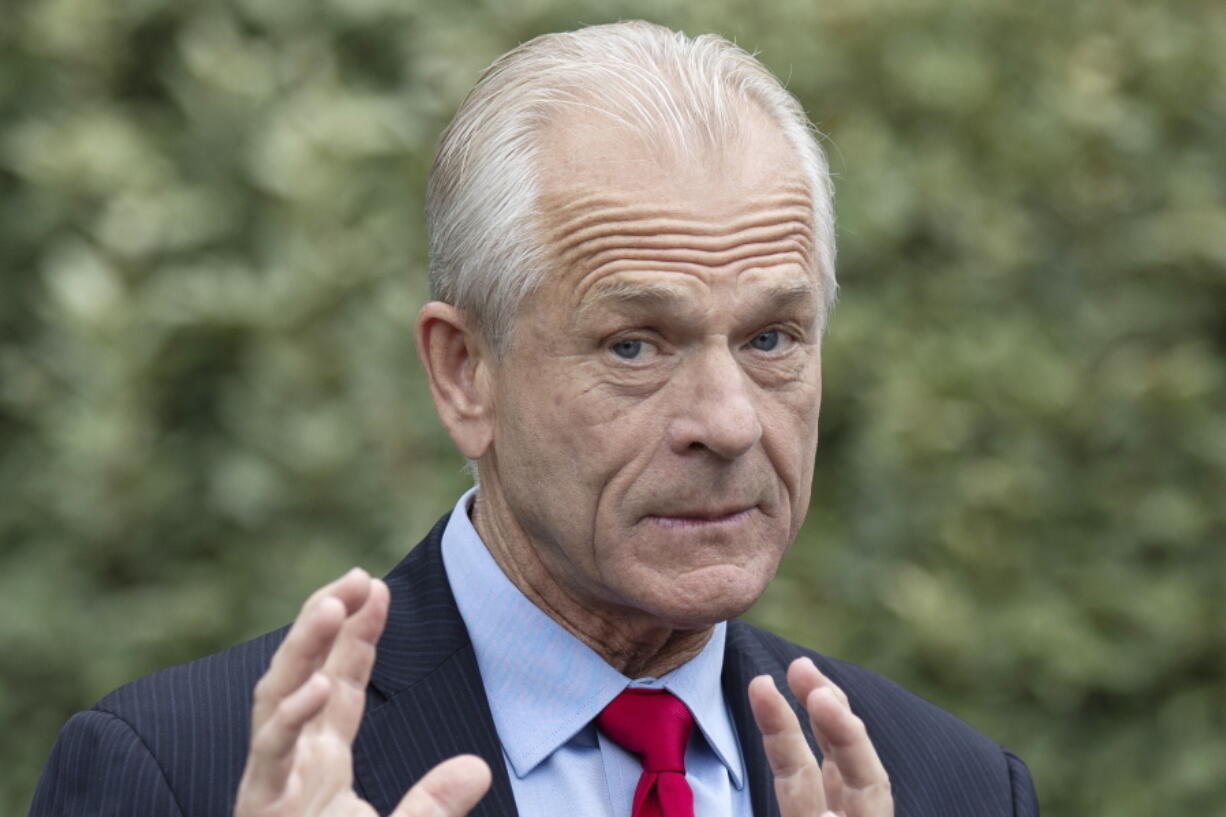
[393, 754, 492, 817]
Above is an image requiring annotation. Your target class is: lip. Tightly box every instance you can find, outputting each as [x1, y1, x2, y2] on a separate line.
[645, 507, 756, 529]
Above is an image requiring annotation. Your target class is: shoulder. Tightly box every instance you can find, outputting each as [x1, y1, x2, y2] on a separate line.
[727, 620, 1039, 817]
[730, 619, 1001, 748]
[94, 625, 287, 724]
[32, 627, 288, 817]
[30, 708, 187, 817]
[31, 522, 458, 817]
[97, 626, 289, 778]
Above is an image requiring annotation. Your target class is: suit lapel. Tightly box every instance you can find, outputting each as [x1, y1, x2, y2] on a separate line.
[352, 516, 519, 817]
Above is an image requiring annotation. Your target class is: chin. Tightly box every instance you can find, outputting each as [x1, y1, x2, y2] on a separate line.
[638, 564, 775, 629]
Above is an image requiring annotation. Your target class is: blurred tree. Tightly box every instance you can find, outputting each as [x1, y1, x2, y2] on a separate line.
[2, 0, 1223, 815]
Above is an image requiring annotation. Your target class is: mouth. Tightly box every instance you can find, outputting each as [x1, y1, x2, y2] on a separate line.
[645, 506, 756, 530]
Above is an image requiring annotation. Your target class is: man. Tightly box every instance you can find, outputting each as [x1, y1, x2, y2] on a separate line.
[31, 21, 1038, 817]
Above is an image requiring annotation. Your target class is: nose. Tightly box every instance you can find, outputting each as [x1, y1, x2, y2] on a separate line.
[666, 344, 763, 460]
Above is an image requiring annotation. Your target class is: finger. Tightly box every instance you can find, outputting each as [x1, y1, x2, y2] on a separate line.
[747, 675, 827, 816]
[239, 672, 331, 806]
[786, 657, 845, 760]
[323, 577, 390, 689]
[789, 658, 892, 813]
[787, 656, 848, 712]
[319, 578, 391, 740]
[393, 754, 492, 817]
[820, 748, 847, 812]
[805, 685, 891, 794]
[252, 568, 373, 726]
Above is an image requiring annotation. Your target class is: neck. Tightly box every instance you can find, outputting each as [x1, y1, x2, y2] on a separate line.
[469, 487, 713, 679]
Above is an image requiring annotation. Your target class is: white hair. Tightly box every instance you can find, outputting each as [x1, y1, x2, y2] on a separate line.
[426, 20, 837, 353]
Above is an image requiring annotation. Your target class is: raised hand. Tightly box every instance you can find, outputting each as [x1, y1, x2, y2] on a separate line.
[234, 568, 492, 817]
[748, 657, 893, 817]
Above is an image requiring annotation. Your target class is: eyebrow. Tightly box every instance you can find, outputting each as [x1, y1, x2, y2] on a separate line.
[750, 280, 821, 311]
[581, 279, 693, 313]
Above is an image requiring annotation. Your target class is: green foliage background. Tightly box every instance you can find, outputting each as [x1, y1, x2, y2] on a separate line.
[3, 0, 1223, 814]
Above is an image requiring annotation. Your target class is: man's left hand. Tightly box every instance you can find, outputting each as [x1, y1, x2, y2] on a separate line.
[749, 657, 894, 817]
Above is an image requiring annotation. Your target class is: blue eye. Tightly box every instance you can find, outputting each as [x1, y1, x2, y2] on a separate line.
[750, 330, 780, 351]
[611, 339, 644, 359]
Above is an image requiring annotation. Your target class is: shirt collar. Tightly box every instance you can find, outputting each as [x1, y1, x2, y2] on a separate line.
[440, 488, 745, 789]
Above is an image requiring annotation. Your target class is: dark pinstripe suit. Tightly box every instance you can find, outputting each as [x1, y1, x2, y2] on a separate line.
[31, 515, 1039, 816]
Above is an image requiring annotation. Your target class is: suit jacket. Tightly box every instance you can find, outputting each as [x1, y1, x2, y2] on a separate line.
[31, 515, 1039, 817]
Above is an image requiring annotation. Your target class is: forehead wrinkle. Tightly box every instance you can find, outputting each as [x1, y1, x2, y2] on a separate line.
[547, 201, 815, 288]
[545, 193, 813, 249]
[575, 240, 812, 283]
[571, 256, 818, 322]
[571, 252, 812, 304]
[555, 214, 813, 263]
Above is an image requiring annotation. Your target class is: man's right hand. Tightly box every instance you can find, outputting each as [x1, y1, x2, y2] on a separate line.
[233, 568, 492, 817]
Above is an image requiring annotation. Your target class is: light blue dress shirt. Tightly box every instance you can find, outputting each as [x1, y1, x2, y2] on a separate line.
[440, 488, 753, 817]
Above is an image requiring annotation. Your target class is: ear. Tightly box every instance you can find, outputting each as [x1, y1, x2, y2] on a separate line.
[415, 301, 495, 460]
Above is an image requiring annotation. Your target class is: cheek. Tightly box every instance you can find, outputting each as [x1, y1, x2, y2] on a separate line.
[762, 385, 821, 506]
[494, 359, 640, 510]
[524, 355, 662, 449]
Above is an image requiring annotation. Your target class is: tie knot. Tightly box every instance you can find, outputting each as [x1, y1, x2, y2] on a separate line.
[596, 689, 694, 773]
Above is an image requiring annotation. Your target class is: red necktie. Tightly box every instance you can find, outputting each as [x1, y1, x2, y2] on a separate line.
[596, 688, 696, 817]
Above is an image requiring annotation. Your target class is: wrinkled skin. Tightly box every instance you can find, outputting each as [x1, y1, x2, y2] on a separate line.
[447, 112, 825, 676]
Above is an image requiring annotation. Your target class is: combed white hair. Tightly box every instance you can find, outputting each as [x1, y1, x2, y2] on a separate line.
[427, 20, 836, 352]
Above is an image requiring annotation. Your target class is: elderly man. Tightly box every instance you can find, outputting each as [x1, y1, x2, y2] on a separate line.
[32, 21, 1038, 817]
